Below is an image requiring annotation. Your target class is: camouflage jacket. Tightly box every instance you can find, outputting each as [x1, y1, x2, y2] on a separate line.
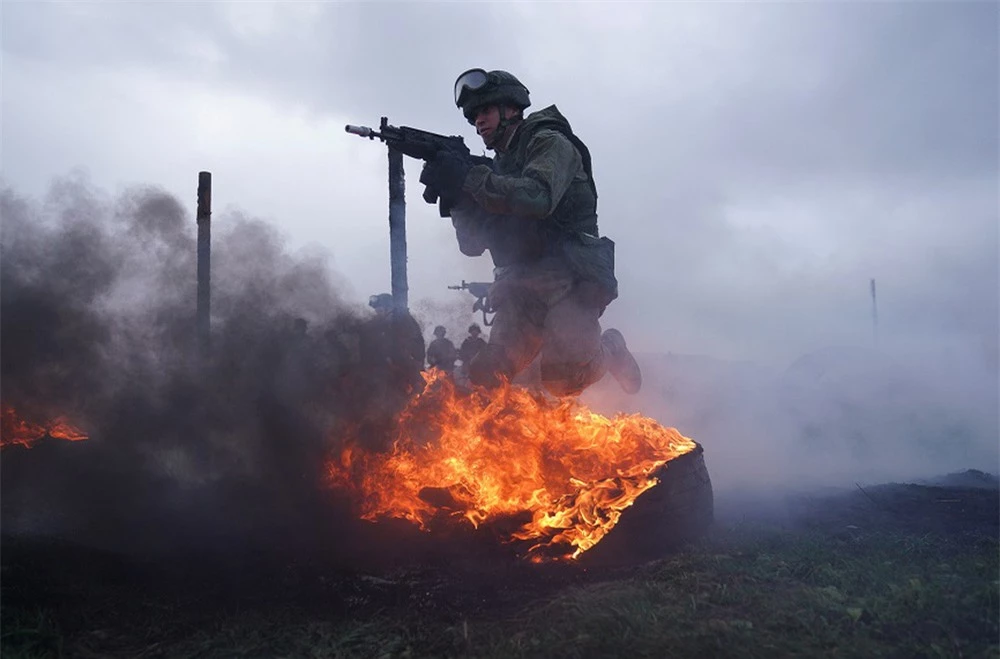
[451, 105, 599, 268]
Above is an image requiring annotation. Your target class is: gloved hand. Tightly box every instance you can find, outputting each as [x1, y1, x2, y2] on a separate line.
[419, 161, 441, 211]
[420, 151, 474, 205]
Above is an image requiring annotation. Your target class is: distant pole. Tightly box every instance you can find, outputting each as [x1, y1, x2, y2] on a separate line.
[197, 171, 212, 353]
[870, 278, 879, 349]
[387, 129, 408, 311]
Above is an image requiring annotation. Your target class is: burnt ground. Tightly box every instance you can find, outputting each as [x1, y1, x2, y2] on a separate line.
[2, 473, 998, 658]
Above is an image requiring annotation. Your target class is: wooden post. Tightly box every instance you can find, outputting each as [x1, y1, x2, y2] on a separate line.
[197, 171, 212, 353]
[387, 137, 408, 311]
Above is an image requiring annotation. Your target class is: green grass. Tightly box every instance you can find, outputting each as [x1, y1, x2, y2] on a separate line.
[468, 526, 998, 659]
[0, 609, 63, 659]
[4, 522, 996, 658]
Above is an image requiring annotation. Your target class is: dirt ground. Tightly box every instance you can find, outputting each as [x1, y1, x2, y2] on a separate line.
[2, 473, 997, 658]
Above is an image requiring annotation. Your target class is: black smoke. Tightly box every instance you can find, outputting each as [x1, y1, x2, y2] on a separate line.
[1, 174, 404, 564]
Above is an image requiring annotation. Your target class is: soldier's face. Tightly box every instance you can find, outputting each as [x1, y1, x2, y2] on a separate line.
[474, 105, 501, 146]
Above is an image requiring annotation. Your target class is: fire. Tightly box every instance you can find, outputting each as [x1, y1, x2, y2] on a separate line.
[1, 403, 89, 450]
[328, 371, 696, 561]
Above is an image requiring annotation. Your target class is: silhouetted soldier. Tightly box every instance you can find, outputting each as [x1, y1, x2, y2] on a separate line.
[426, 325, 458, 373]
[359, 293, 425, 388]
[351, 294, 427, 450]
[459, 323, 487, 370]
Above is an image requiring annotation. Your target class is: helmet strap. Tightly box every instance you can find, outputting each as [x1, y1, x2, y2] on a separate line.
[490, 107, 523, 152]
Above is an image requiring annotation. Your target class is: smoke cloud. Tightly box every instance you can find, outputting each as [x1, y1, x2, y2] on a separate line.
[583, 343, 998, 496]
[2, 174, 996, 562]
[1, 173, 388, 559]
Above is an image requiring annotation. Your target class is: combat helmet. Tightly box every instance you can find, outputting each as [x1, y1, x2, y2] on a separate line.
[454, 69, 530, 124]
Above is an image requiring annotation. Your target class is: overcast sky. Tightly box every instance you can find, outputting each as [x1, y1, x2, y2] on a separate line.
[2, 0, 997, 369]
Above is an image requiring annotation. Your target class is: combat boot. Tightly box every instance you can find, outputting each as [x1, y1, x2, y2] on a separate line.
[601, 329, 642, 394]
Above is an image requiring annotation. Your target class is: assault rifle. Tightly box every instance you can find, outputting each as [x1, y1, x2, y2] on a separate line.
[448, 280, 495, 327]
[345, 117, 490, 217]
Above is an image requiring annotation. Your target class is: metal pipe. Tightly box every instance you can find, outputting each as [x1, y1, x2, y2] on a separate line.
[388, 145, 408, 311]
[197, 171, 212, 352]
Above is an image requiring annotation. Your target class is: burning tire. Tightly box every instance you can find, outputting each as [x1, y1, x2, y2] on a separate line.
[329, 372, 714, 566]
[581, 442, 714, 566]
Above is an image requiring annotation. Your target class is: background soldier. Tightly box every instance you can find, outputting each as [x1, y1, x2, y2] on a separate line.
[419, 68, 643, 397]
[348, 293, 427, 450]
[459, 323, 487, 372]
[358, 293, 425, 395]
[426, 325, 458, 373]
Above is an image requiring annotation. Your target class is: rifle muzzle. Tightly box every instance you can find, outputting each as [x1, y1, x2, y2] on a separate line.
[345, 124, 376, 138]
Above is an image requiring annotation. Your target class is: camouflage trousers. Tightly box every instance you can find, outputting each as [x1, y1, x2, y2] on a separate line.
[477, 256, 607, 397]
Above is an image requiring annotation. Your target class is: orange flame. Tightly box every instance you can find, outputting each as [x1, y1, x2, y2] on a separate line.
[1, 403, 89, 450]
[327, 371, 696, 561]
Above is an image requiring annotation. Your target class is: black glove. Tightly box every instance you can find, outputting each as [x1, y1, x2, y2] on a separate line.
[421, 181, 440, 204]
[419, 176, 454, 218]
[420, 151, 474, 206]
[419, 161, 442, 214]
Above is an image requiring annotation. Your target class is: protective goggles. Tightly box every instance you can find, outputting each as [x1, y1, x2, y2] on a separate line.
[454, 68, 489, 107]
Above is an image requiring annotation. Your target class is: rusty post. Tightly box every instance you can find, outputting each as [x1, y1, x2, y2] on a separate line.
[197, 171, 212, 353]
[388, 143, 408, 311]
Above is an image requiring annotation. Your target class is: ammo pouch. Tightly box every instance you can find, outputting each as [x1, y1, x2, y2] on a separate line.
[559, 232, 619, 309]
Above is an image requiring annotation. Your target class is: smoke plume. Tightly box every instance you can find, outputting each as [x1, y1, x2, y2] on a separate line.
[1, 174, 383, 559]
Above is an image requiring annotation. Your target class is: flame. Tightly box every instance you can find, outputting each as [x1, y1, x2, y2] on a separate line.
[1, 403, 89, 450]
[327, 371, 696, 561]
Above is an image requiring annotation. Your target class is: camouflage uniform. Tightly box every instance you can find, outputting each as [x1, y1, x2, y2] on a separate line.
[449, 106, 613, 396]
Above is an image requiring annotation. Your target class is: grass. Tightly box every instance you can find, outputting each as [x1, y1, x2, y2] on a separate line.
[469, 526, 998, 659]
[0, 476, 1000, 659]
[1, 610, 63, 659]
[2, 494, 998, 658]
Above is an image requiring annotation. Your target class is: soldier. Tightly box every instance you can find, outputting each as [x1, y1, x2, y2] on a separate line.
[348, 294, 427, 450]
[426, 325, 458, 373]
[419, 68, 642, 397]
[358, 293, 426, 394]
[459, 323, 488, 370]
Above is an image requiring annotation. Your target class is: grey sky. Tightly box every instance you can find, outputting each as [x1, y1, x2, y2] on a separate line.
[2, 0, 997, 371]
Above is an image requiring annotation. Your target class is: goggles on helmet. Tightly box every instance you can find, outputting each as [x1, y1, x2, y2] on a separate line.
[454, 68, 489, 107]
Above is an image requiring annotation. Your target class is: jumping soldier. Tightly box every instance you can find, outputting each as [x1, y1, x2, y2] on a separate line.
[419, 68, 642, 397]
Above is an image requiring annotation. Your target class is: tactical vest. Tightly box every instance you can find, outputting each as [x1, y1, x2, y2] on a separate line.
[484, 106, 599, 267]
